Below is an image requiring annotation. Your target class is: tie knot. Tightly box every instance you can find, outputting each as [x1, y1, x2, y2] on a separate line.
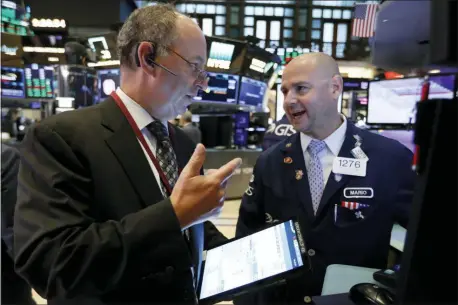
[308, 140, 326, 155]
[148, 120, 169, 143]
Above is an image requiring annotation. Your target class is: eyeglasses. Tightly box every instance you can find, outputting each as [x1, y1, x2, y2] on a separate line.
[165, 47, 208, 84]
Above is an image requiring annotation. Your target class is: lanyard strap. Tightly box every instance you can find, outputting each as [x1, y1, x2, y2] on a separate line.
[111, 91, 176, 195]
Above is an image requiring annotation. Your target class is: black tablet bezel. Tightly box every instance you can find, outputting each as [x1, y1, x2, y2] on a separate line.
[196, 218, 311, 305]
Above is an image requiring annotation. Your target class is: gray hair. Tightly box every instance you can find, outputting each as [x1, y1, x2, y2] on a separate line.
[117, 4, 180, 69]
[182, 110, 193, 123]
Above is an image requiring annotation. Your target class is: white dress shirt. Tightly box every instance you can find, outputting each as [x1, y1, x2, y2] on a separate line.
[300, 116, 347, 187]
[116, 88, 169, 197]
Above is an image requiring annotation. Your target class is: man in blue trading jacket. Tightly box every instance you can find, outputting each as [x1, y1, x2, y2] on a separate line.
[235, 53, 415, 304]
[262, 114, 296, 151]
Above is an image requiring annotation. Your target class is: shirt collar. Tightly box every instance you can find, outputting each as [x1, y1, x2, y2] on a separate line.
[300, 115, 347, 156]
[115, 88, 168, 133]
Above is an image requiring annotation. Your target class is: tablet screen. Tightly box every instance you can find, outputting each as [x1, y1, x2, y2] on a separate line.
[199, 220, 304, 300]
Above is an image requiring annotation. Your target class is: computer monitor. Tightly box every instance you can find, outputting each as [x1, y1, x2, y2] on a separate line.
[1, 66, 25, 98]
[428, 74, 456, 100]
[367, 77, 423, 125]
[367, 75, 456, 125]
[375, 130, 415, 152]
[98, 68, 120, 99]
[233, 112, 250, 129]
[234, 128, 248, 147]
[58, 65, 99, 108]
[206, 41, 236, 70]
[238, 76, 267, 109]
[24, 64, 54, 99]
[193, 72, 239, 104]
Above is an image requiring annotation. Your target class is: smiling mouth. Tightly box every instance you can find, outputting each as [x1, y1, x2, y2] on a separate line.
[291, 110, 306, 118]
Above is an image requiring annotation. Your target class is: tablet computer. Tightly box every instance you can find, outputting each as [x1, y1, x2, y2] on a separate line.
[197, 219, 310, 304]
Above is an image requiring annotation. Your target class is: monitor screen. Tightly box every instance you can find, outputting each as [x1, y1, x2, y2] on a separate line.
[199, 219, 304, 301]
[25, 64, 54, 98]
[59, 65, 99, 108]
[376, 130, 415, 152]
[207, 41, 235, 70]
[234, 128, 248, 146]
[428, 74, 456, 99]
[193, 73, 239, 104]
[368, 76, 456, 125]
[98, 68, 120, 99]
[367, 78, 423, 125]
[233, 112, 250, 129]
[1, 66, 25, 98]
[238, 77, 267, 109]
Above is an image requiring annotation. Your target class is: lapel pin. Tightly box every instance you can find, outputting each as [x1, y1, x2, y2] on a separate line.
[334, 174, 342, 182]
[295, 170, 303, 180]
[355, 211, 365, 220]
[284, 157, 293, 164]
[286, 143, 292, 148]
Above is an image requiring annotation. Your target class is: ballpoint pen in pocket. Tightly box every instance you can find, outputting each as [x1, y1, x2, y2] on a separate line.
[334, 204, 337, 224]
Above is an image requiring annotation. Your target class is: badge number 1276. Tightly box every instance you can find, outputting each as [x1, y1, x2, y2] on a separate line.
[332, 157, 367, 177]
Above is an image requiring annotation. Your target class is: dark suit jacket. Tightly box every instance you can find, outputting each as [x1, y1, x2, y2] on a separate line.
[235, 121, 415, 304]
[2, 144, 36, 305]
[14, 97, 226, 305]
[182, 123, 202, 144]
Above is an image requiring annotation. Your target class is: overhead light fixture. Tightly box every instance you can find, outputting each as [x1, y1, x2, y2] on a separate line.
[23, 46, 65, 53]
[88, 36, 109, 51]
[87, 60, 120, 67]
[31, 18, 66, 29]
[429, 69, 441, 74]
[48, 57, 59, 62]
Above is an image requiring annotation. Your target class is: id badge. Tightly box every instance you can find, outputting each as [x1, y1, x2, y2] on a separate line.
[332, 157, 367, 177]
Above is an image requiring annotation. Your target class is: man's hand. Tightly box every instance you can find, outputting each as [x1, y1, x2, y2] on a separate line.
[170, 144, 242, 228]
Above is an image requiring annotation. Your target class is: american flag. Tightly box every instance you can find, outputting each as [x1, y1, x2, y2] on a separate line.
[341, 201, 370, 210]
[352, 3, 379, 37]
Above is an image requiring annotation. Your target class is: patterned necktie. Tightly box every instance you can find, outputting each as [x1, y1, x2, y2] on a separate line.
[307, 140, 327, 215]
[147, 120, 195, 283]
[147, 120, 179, 196]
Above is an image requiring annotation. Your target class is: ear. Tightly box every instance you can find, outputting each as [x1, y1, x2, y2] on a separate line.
[137, 42, 156, 75]
[330, 74, 343, 99]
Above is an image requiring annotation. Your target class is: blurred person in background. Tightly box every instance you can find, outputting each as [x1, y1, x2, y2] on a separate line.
[180, 110, 202, 143]
[13, 4, 240, 305]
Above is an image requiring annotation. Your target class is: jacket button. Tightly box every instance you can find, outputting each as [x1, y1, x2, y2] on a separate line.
[307, 249, 315, 256]
[304, 296, 312, 303]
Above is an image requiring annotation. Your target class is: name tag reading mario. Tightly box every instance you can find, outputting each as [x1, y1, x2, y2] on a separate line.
[332, 157, 367, 177]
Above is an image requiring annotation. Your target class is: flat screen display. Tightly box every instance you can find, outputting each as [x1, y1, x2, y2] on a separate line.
[368, 78, 422, 124]
[234, 112, 250, 129]
[238, 77, 267, 109]
[206, 41, 235, 70]
[98, 68, 120, 99]
[376, 130, 415, 152]
[1, 66, 25, 98]
[199, 220, 304, 301]
[59, 65, 99, 108]
[367, 75, 456, 125]
[428, 74, 456, 100]
[193, 73, 239, 104]
[234, 128, 248, 146]
[25, 64, 54, 98]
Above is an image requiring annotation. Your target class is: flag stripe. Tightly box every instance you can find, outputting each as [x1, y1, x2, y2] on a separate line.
[352, 3, 378, 38]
